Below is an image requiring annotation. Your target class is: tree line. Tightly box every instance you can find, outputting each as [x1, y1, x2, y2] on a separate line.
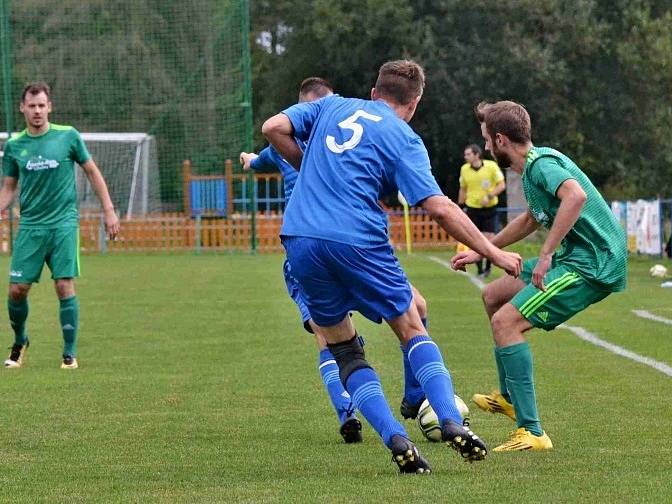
[1, 0, 247, 205]
[250, 0, 672, 201]
[1, 1, 669, 204]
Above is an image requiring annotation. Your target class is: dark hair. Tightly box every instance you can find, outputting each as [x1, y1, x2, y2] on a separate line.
[475, 100, 531, 144]
[374, 59, 425, 105]
[465, 143, 483, 158]
[21, 82, 51, 102]
[299, 77, 333, 99]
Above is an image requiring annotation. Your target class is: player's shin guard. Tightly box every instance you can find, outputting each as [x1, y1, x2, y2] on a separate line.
[59, 296, 79, 357]
[497, 342, 542, 436]
[494, 346, 511, 402]
[329, 335, 407, 447]
[401, 318, 428, 405]
[400, 343, 424, 407]
[318, 348, 354, 424]
[407, 335, 462, 424]
[8, 298, 28, 346]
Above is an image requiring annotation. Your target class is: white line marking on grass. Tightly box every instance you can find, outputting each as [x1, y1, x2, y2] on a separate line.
[632, 310, 672, 326]
[559, 324, 672, 377]
[428, 255, 672, 378]
[428, 256, 485, 289]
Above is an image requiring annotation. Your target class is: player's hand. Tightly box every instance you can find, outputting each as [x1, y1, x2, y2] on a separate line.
[480, 195, 491, 207]
[451, 251, 482, 271]
[239, 152, 258, 171]
[491, 250, 523, 277]
[104, 208, 120, 240]
[532, 253, 552, 291]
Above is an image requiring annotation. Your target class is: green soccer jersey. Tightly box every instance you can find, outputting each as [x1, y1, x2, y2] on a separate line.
[2, 123, 90, 229]
[522, 146, 627, 292]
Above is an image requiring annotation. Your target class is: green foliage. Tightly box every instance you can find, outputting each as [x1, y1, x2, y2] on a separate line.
[1, 1, 250, 206]
[251, 0, 672, 199]
[614, 6, 672, 195]
[2, 1, 669, 202]
[251, 0, 415, 147]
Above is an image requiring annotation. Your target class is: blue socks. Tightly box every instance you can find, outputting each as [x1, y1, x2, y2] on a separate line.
[346, 366, 407, 447]
[318, 348, 354, 424]
[401, 343, 424, 406]
[406, 335, 462, 424]
[400, 318, 427, 406]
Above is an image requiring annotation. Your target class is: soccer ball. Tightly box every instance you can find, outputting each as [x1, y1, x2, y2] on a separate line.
[649, 264, 668, 278]
[417, 395, 470, 442]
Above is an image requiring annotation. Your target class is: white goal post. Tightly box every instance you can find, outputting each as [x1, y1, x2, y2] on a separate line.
[0, 132, 160, 218]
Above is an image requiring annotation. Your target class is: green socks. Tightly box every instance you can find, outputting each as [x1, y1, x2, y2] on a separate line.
[497, 342, 543, 436]
[8, 297, 29, 345]
[494, 346, 511, 402]
[8, 296, 80, 356]
[59, 296, 79, 357]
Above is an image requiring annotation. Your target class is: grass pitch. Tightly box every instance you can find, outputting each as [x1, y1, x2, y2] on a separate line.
[0, 252, 670, 503]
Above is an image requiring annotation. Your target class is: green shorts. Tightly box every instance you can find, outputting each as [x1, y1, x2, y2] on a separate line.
[511, 257, 610, 331]
[10, 227, 80, 284]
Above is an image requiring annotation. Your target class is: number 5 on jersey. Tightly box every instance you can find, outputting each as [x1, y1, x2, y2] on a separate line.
[326, 110, 382, 154]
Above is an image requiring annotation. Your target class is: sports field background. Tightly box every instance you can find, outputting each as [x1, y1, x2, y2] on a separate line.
[0, 250, 669, 502]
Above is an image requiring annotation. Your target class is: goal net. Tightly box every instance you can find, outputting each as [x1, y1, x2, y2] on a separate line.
[1, 132, 161, 218]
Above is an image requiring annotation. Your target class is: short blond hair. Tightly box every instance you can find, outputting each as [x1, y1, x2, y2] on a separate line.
[375, 60, 425, 105]
[299, 77, 333, 100]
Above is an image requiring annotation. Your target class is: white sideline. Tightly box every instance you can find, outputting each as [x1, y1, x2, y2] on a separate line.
[558, 324, 672, 377]
[632, 309, 672, 327]
[427, 255, 672, 378]
[428, 256, 486, 290]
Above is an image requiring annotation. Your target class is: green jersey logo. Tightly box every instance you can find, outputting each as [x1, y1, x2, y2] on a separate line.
[537, 311, 549, 322]
[20, 149, 28, 157]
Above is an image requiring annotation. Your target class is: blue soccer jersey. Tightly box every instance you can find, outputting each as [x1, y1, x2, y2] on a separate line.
[250, 144, 300, 202]
[281, 95, 442, 247]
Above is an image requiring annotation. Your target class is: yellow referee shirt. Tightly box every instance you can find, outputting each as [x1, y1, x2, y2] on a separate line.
[459, 160, 504, 208]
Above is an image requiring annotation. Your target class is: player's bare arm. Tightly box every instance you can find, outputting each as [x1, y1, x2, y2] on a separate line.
[421, 195, 522, 276]
[452, 209, 539, 271]
[239, 152, 258, 171]
[457, 187, 466, 206]
[0, 177, 19, 213]
[532, 179, 586, 291]
[80, 159, 119, 239]
[490, 209, 539, 249]
[262, 114, 303, 170]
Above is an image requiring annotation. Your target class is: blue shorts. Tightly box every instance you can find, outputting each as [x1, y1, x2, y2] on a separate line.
[281, 236, 413, 327]
[283, 259, 312, 331]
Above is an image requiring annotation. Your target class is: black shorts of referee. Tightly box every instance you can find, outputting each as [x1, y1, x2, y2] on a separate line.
[465, 206, 497, 234]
